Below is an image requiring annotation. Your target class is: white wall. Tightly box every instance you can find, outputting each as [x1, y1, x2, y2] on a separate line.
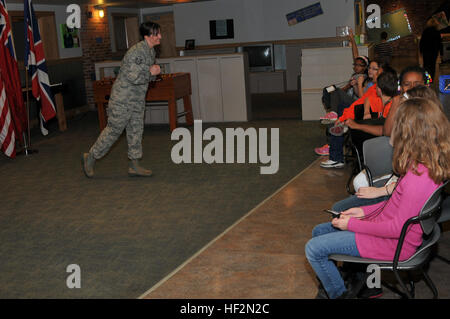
[7, 3, 83, 59]
[140, 5, 174, 19]
[173, 0, 355, 46]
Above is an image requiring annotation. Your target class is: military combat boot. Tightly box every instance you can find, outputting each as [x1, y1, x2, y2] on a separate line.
[128, 159, 152, 177]
[82, 152, 95, 178]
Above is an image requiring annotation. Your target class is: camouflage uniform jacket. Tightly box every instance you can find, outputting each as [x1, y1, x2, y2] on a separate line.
[109, 40, 156, 107]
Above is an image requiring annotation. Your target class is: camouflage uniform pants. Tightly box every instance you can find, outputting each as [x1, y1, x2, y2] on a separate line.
[90, 101, 145, 160]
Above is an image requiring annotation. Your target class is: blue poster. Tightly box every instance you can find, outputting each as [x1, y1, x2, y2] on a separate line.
[286, 2, 323, 26]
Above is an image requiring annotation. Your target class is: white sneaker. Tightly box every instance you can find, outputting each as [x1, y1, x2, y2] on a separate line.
[320, 160, 345, 169]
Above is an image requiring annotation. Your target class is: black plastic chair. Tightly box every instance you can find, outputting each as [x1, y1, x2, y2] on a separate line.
[329, 181, 449, 299]
[361, 136, 393, 187]
[345, 136, 393, 194]
[344, 133, 363, 194]
[436, 194, 450, 264]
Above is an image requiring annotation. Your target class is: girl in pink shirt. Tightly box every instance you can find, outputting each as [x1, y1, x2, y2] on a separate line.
[306, 97, 450, 299]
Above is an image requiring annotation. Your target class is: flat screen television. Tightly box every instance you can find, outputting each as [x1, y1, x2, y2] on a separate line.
[241, 44, 274, 72]
[367, 8, 413, 43]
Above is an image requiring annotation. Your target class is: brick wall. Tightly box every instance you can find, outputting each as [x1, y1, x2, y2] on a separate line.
[365, 0, 447, 58]
[79, 5, 113, 108]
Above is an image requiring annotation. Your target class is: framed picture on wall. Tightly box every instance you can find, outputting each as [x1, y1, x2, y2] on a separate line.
[185, 39, 195, 50]
[209, 19, 234, 40]
[60, 24, 80, 48]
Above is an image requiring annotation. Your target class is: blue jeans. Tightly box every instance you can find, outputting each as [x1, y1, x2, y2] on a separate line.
[326, 102, 348, 163]
[329, 135, 344, 163]
[305, 223, 360, 298]
[332, 195, 390, 212]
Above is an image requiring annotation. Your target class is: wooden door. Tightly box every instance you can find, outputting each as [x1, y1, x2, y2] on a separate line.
[125, 16, 139, 48]
[38, 14, 59, 60]
[144, 12, 177, 58]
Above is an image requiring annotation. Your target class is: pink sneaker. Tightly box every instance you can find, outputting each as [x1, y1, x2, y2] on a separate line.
[320, 111, 338, 123]
[315, 144, 329, 156]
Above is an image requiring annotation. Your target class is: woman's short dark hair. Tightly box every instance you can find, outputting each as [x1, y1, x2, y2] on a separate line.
[377, 67, 398, 97]
[399, 65, 426, 84]
[140, 21, 161, 38]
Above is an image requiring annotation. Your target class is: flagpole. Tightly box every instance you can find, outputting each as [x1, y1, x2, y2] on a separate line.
[22, 66, 37, 156]
[26, 67, 30, 151]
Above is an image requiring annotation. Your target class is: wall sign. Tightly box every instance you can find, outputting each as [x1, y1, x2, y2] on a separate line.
[286, 2, 323, 26]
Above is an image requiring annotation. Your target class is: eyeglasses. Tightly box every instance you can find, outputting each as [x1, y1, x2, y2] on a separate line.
[353, 63, 365, 67]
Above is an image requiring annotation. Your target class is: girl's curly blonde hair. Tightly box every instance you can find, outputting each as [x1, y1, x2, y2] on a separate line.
[391, 97, 450, 184]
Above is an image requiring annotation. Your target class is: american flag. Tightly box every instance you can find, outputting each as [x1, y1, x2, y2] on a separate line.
[0, 0, 28, 157]
[24, 0, 56, 123]
[0, 73, 15, 157]
[0, 0, 27, 157]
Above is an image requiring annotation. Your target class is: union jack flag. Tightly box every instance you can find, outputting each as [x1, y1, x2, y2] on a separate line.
[24, 0, 56, 123]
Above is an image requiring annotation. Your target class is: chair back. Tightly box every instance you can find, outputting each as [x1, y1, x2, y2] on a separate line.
[399, 224, 440, 268]
[437, 196, 450, 224]
[362, 136, 393, 183]
[419, 181, 448, 235]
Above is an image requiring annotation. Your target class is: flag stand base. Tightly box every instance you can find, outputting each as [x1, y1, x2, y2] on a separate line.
[17, 132, 38, 156]
[17, 147, 39, 156]
[23, 148, 38, 156]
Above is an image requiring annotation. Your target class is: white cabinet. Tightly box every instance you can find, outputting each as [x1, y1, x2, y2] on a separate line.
[220, 56, 250, 121]
[156, 53, 250, 123]
[196, 57, 223, 122]
[300, 46, 368, 120]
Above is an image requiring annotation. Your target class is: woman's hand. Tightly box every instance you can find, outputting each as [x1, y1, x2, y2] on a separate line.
[150, 64, 161, 76]
[356, 186, 384, 199]
[363, 113, 372, 120]
[341, 207, 364, 218]
[332, 214, 351, 230]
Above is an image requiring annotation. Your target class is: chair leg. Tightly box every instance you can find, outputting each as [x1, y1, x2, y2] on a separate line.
[435, 254, 450, 265]
[407, 274, 415, 299]
[394, 270, 413, 299]
[422, 269, 439, 299]
[381, 281, 409, 299]
[346, 173, 355, 195]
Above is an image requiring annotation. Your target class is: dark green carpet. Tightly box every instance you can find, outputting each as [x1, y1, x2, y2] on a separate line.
[0, 112, 324, 298]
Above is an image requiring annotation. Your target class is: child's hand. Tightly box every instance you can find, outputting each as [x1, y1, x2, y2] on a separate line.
[356, 187, 384, 199]
[332, 214, 351, 230]
[341, 207, 364, 218]
[344, 119, 358, 129]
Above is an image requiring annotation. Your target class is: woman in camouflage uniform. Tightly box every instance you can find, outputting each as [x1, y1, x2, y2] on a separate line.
[82, 22, 162, 178]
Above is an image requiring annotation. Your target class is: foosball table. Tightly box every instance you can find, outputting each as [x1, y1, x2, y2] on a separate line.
[93, 72, 194, 132]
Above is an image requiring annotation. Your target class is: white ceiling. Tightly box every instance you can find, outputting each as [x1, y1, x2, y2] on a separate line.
[6, 0, 213, 9]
